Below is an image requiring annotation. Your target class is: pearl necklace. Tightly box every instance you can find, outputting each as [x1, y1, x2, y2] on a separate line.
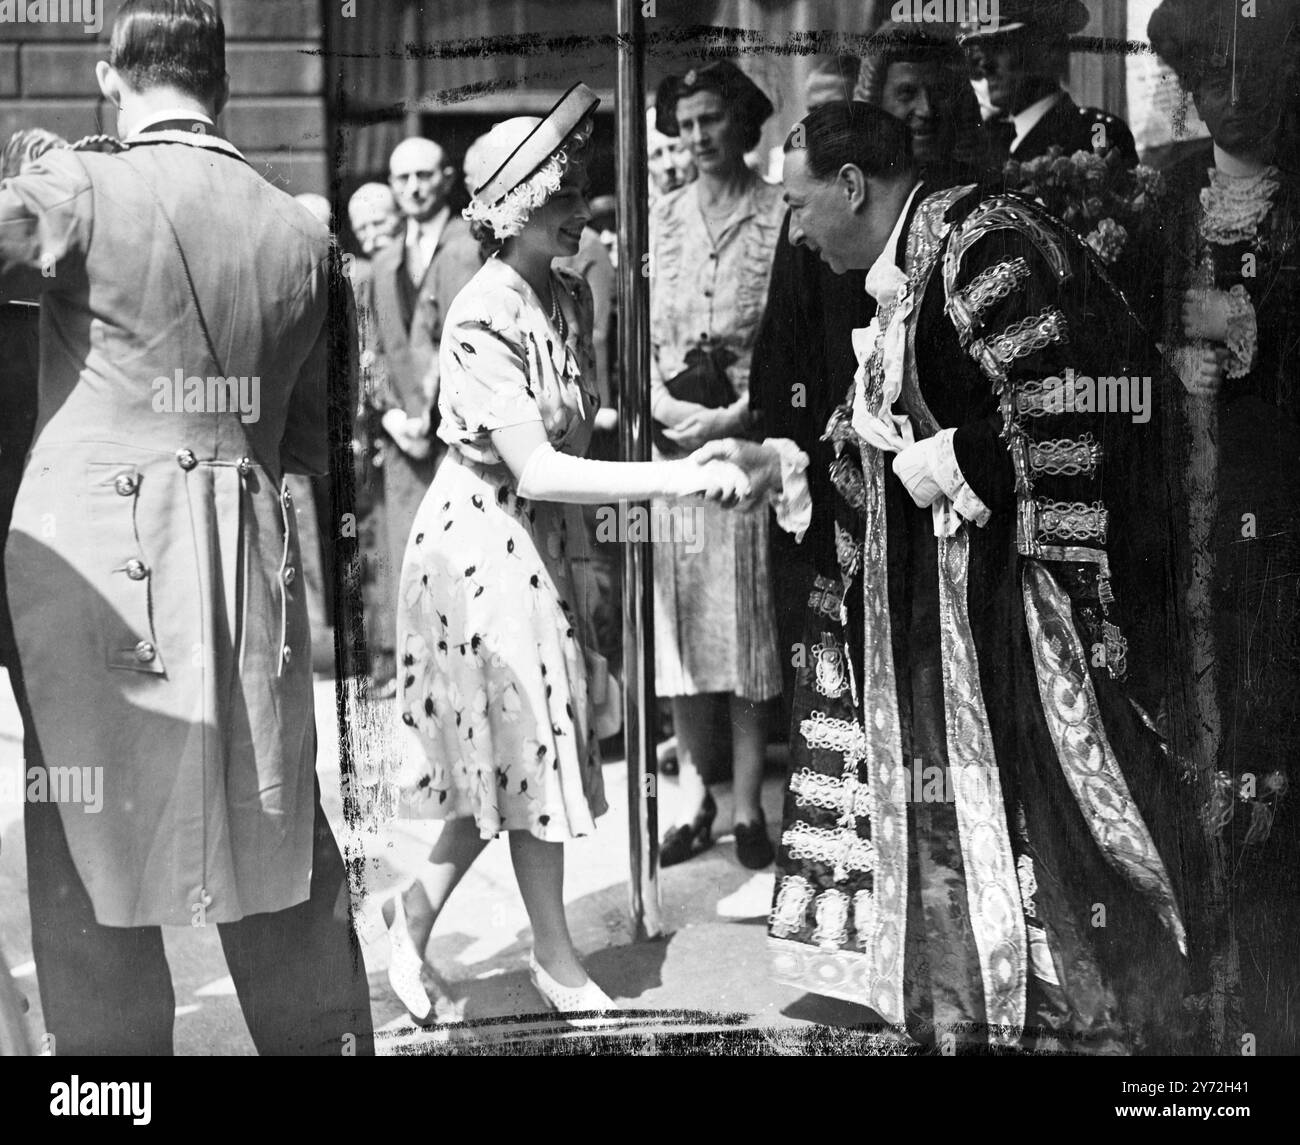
[549, 283, 567, 342]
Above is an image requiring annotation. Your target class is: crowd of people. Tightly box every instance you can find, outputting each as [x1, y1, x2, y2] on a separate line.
[341, 0, 1299, 1054]
[0, 0, 1297, 1056]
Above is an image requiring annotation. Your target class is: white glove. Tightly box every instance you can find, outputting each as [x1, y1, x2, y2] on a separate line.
[516, 443, 749, 505]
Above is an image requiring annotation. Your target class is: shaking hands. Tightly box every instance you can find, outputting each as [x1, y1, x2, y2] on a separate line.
[688, 438, 784, 512]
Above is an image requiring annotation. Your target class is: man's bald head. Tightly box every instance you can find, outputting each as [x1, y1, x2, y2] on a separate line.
[348, 182, 402, 256]
[388, 136, 455, 223]
[294, 193, 332, 230]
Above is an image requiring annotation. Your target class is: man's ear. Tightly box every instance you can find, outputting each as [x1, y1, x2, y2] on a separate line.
[213, 72, 231, 118]
[96, 61, 124, 107]
[838, 163, 868, 214]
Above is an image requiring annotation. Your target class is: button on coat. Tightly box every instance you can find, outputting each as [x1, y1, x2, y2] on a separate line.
[0, 138, 340, 927]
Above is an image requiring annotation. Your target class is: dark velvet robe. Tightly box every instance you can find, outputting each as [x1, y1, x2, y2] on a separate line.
[767, 184, 1209, 1054]
[749, 213, 874, 705]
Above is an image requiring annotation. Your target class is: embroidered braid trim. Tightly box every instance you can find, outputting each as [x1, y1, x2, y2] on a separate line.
[1028, 434, 1102, 477]
[947, 256, 1031, 345]
[799, 711, 867, 765]
[1013, 374, 1089, 417]
[781, 821, 877, 874]
[968, 309, 1069, 388]
[1034, 499, 1109, 545]
[790, 768, 873, 820]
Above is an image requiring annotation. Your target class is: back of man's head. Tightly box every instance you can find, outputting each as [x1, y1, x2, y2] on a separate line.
[110, 0, 226, 104]
[787, 100, 915, 184]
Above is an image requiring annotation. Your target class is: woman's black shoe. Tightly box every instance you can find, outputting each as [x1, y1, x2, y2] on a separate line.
[733, 812, 774, 869]
[660, 792, 716, 867]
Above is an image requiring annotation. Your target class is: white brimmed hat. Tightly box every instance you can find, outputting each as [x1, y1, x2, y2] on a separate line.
[469, 82, 600, 207]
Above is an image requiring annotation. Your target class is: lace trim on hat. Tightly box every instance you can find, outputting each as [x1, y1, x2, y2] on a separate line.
[464, 152, 566, 240]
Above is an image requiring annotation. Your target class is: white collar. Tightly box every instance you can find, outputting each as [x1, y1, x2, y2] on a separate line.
[864, 181, 924, 305]
[409, 205, 451, 242]
[1010, 91, 1063, 153]
[126, 107, 216, 138]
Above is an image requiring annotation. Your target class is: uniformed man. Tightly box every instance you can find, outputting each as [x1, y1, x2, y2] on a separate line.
[958, 0, 1138, 168]
[0, 0, 373, 1055]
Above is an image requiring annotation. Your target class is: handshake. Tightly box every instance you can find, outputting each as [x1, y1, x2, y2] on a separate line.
[678, 438, 788, 511]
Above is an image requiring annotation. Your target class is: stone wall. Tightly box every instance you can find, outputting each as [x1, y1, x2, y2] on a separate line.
[0, 0, 328, 195]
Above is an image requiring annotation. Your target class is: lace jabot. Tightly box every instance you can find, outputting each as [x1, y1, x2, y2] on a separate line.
[1199, 166, 1280, 246]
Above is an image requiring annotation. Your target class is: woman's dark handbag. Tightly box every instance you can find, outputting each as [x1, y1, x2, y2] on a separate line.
[653, 343, 736, 455]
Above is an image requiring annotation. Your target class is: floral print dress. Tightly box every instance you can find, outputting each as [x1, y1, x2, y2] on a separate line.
[395, 257, 607, 841]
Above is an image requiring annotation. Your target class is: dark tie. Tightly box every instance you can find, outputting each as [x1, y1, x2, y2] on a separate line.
[985, 116, 1016, 165]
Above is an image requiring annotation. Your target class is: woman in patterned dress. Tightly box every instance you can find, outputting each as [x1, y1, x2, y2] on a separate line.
[381, 85, 751, 1022]
[649, 62, 787, 869]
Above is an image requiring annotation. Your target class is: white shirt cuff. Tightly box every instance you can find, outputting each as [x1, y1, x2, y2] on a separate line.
[930, 428, 991, 527]
[892, 439, 944, 508]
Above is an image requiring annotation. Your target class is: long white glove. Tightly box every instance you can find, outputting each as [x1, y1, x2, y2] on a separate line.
[516, 443, 748, 505]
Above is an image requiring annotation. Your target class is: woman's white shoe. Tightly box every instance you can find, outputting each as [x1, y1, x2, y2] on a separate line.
[528, 952, 618, 1025]
[384, 891, 434, 1024]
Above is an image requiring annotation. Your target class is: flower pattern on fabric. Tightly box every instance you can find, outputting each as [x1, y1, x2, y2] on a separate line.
[395, 259, 608, 842]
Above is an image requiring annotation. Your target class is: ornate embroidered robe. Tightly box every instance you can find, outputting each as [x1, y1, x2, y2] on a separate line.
[767, 184, 1208, 1053]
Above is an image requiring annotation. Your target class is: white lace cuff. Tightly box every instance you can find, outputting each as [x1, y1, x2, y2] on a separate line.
[931, 428, 991, 527]
[763, 437, 811, 543]
[1223, 285, 1258, 380]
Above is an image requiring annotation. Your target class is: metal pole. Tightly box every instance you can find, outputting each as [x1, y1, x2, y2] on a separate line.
[616, 0, 663, 940]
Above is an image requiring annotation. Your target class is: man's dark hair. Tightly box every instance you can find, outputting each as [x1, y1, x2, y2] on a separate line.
[786, 101, 914, 183]
[109, 0, 226, 104]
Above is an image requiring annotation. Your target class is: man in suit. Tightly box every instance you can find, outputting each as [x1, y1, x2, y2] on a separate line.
[345, 183, 403, 690]
[370, 137, 481, 593]
[958, 0, 1138, 168]
[0, 0, 372, 1054]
